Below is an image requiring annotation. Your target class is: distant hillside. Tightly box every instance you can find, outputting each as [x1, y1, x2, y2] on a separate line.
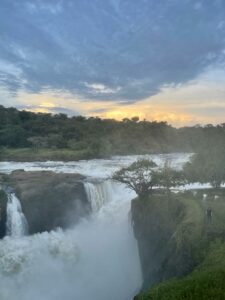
[0, 105, 225, 161]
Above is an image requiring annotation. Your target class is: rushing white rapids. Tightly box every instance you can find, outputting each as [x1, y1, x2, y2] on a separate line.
[0, 153, 191, 176]
[6, 193, 28, 237]
[0, 153, 191, 300]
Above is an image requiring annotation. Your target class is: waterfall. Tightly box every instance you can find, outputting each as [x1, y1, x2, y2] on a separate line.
[0, 154, 190, 299]
[0, 180, 142, 300]
[6, 192, 28, 237]
[84, 180, 115, 212]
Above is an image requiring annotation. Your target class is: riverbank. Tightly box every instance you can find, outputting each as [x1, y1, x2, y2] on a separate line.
[132, 189, 225, 299]
[0, 148, 96, 162]
[0, 147, 188, 162]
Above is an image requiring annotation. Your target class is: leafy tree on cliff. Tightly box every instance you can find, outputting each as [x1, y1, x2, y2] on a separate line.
[112, 159, 158, 198]
[113, 159, 185, 198]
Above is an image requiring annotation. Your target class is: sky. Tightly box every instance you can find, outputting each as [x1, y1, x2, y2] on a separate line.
[0, 0, 225, 126]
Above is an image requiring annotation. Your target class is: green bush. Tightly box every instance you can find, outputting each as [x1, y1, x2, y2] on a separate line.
[135, 241, 225, 300]
[136, 269, 225, 300]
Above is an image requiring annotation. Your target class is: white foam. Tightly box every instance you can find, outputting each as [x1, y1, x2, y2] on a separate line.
[0, 153, 192, 178]
[6, 193, 28, 237]
[0, 153, 194, 300]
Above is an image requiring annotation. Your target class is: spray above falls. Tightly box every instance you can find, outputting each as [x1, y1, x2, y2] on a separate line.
[0, 177, 142, 300]
[0, 154, 189, 300]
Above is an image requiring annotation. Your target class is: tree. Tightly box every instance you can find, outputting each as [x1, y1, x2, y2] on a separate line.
[184, 148, 225, 188]
[113, 159, 185, 198]
[131, 116, 139, 123]
[112, 159, 158, 198]
[154, 160, 185, 193]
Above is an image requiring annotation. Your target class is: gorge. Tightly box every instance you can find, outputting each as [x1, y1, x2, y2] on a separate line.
[0, 153, 204, 300]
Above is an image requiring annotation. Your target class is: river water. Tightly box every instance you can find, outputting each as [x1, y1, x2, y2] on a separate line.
[0, 153, 191, 300]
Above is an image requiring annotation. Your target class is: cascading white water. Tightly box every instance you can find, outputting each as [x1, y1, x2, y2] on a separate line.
[0, 154, 190, 300]
[6, 193, 28, 237]
[0, 180, 141, 300]
[84, 180, 115, 212]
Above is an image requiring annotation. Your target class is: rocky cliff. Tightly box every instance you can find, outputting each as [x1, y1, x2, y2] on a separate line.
[0, 189, 7, 238]
[131, 192, 205, 290]
[2, 170, 91, 235]
[132, 190, 225, 300]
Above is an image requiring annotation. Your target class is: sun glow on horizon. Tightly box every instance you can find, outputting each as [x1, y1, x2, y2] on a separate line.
[18, 95, 197, 127]
[12, 67, 225, 127]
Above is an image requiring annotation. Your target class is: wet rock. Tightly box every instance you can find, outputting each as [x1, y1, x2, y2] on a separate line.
[0, 189, 7, 238]
[5, 171, 91, 234]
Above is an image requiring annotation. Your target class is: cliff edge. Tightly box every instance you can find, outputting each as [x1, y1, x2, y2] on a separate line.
[132, 190, 225, 299]
[1, 170, 91, 235]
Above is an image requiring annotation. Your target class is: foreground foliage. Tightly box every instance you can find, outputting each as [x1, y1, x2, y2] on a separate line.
[136, 242, 225, 300]
[136, 268, 225, 300]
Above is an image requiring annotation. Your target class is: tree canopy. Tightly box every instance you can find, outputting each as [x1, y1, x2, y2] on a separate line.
[184, 147, 225, 188]
[113, 159, 184, 198]
[1, 105, 225, 160]
[154, 161, 185, 193]
[112, 159, 158, 198]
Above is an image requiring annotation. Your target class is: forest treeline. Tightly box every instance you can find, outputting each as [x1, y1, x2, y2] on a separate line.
[0, 105, 225, 159]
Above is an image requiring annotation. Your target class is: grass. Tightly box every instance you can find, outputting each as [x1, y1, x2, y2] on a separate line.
[0, 148, 94, 161]
[136, 242, 225, 300]
[136, 268, 225, 300]
[134, 189, 225, 300]
[173, 192, 204, 243]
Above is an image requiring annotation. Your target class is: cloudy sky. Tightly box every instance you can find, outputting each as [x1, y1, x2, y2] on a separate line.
[0, 0, 225, 126]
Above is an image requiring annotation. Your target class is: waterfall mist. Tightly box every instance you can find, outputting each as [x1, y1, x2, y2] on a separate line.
[0, 154, 191, 300]
[0, 180, 142, 300]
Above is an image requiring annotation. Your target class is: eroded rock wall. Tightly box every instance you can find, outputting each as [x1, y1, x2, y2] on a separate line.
[131, 194, 201, 289]
[5, 171, 91, 234]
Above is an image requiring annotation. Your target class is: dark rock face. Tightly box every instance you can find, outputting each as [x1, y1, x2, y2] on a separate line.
[0, 189, 7, 238]
[131, 195, 195, 290]
[6, 171, 91, 234]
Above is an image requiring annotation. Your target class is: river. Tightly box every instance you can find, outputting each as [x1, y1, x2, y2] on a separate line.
[0, 153, 190, 300]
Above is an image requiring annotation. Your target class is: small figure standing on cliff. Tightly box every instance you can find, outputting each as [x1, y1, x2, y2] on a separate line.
[206, 208, 212, 224]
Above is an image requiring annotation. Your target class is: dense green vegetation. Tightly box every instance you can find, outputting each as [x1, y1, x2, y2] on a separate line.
[0, 147, 93, 161]
[134, 189, 225, 300]
[135, 244, 225, 300]
[184, 147, 225, 188]
[1, 105, 225, 160]
[114, 142, 225, 199]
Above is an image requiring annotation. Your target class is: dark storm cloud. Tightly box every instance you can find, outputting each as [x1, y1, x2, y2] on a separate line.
[0, 0, 225, 102]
